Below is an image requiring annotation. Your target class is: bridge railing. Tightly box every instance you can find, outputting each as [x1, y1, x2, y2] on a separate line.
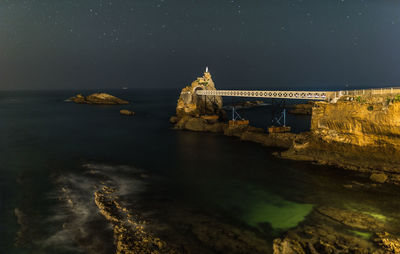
[196, 87, 400, 101]
[335, 87, 400, 97]
[196, 90, 334, 100]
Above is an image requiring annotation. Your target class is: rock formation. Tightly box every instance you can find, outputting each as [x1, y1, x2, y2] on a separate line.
[120, 109, 135, 116]
[176, 69, 223, 118]
[281, 95, 400, 184]
[287, 102, 314, 115]
[273, 206, 400, 254]
[69, 93, 129, 105]
[171, 68, 226, 132]
[171, 69, 316, 149]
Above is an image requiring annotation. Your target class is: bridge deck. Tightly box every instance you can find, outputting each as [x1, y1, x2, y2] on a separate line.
[196, 90, 334, 100]
[196, 87, 400, 101]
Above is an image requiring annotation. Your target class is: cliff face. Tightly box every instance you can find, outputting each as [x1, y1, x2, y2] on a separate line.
[311, 101, 400, 150]
[283, 97, 400, 182]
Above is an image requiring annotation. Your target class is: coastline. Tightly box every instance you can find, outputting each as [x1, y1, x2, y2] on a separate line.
[171, 115, 400, 186]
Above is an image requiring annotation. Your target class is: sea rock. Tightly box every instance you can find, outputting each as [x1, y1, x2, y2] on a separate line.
[174, 116, 225, 133]
[171, 69, 227, 133]
[370, 173, 388, 183]
[120, 109, 134, 116]
[185, 117, 208, 132]
[169, 116, 178, 124]
[175, 69, 224, 118]
[69, 93, 129, 105]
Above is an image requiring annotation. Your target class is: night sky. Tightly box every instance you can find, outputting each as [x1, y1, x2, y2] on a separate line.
[1, 0, 400, 90]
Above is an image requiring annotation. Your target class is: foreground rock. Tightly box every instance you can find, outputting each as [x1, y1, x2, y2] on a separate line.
[273, 206, 399, 254]
[94, 186, 176, 254]
[69, 93, 129, 105]
[120, 109, 135, 116]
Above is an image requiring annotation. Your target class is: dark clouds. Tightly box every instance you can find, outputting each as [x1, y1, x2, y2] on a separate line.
[1, 0, 400, 90]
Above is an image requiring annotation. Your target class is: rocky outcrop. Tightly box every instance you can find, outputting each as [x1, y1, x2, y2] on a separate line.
[171, 69, 227, 133]
[175, 69, 223, 118]
[224, 124, 300, 149]
[273, 206, 400, 254]
[281, 96, 400, 184]
[120, 109, 134, 116]
[94, 185, 176, 254]
[287, 102, 314, 115]
[69, 93, 129, 105]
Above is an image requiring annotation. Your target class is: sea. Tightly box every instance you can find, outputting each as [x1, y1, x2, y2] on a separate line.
[0, 89, 399, 253]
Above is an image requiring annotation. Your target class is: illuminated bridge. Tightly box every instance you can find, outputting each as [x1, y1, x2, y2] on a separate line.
[196, 89, 335, 101]
[196, 87, 400, 101]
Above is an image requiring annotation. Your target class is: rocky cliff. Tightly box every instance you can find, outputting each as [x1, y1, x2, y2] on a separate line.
[171, 69, 226, 131]
[282, 95, 400, 184]
[176, 69, 223, 118]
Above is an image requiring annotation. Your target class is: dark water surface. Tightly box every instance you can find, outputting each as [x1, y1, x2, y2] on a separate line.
[1, 89, 399, 253]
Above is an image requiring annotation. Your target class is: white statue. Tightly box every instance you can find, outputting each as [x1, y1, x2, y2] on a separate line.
[205, 66, 209, 73]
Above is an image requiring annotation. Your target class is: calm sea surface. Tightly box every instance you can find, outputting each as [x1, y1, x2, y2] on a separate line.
[0, 89, 399, 253]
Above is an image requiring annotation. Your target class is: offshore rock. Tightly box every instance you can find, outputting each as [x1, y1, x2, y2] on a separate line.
[370, 173, 388, 183]
[69, 93, 129, 105]
[119, 109, 134, 116]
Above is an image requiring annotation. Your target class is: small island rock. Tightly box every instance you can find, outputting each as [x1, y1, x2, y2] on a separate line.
[370, 173, 388, 183]
[69, 93, 129, 105]
[120, 109, 134, 116]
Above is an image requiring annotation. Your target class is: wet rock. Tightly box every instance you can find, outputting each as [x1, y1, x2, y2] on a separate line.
[174, 116, 225, 133]
[169, 116, 178, 124]
[374, 232, 400, 253]
[273, 237, 305, 254]
[120, 109, 134, 116]
[184, 117, 208, 132]
[69, 93, 129, 105]
[370, 173, 388, 183]
[271, 205, 400, 254]
[94, 186, 177, 254]
[316, 207, 386, 232]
